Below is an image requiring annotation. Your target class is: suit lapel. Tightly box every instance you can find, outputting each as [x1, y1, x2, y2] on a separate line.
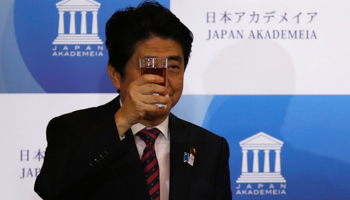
[106, 96, 150, 199]
[113, 129, 150, 199]
[169, 114, 194, 200]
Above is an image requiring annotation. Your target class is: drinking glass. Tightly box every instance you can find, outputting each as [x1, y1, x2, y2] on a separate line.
[139, 57, 168, 108]
[139, 58, 167, 86]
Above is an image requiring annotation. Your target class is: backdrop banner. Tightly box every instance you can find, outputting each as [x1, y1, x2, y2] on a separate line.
[0, 0, 349, 199]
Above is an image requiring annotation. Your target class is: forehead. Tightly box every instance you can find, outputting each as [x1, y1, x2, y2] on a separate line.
[134, 37, 184, 61]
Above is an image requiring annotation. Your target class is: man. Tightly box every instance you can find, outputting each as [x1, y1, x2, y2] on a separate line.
[35, 1, 231, 200]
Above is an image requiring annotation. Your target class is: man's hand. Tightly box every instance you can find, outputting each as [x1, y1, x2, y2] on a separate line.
[115, 74, 170, 137]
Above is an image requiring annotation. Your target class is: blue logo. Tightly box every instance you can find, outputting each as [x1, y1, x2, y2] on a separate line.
[14, 0, 169, 93]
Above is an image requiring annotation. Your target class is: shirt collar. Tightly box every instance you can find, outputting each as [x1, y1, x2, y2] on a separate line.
[131, 117, 169, 139]
[119, 96, 169, 139]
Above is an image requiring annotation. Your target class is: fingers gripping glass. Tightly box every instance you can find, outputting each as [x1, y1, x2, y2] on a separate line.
[139, 58, 168, 108]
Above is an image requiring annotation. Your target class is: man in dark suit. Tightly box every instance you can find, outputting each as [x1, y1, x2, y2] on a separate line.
[34, 1, 232, 200]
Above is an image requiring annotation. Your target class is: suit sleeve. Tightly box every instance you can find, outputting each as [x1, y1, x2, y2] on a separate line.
[34, 115, 127, 200]
[215, 137, 232, 200]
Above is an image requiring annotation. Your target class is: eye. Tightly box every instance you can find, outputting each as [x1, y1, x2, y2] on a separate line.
[169, 65, 180, 69]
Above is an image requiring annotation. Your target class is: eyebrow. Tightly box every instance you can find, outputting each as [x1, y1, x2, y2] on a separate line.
[168, 56, 183, 64]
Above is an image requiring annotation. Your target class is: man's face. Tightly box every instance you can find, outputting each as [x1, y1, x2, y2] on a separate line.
[117, 36, 185, 112]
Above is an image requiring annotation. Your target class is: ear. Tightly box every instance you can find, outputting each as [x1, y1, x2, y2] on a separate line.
[107, 62, 121, 90]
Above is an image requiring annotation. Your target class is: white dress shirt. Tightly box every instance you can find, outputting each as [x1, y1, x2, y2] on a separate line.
[119, 100, 170, 200]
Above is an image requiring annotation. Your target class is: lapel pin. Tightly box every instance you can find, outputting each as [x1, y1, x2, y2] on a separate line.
[190, 147, 196, 156]
[184, 147, 196, 166]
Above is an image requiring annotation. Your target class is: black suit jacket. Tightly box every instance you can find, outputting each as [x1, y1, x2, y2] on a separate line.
[34, 96, 232, 200]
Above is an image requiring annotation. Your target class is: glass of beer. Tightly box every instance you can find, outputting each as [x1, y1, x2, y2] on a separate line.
[139, 57, 168, 87]
[139, 57, 168, 108]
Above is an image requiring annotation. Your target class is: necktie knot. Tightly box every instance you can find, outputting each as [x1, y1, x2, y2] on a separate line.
[138, 128, 160, 145]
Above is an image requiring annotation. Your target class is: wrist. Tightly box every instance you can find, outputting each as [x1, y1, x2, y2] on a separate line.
[115, 110, 133, 137]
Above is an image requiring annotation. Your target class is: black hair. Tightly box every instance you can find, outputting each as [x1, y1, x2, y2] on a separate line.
[105, 0, 193, 78]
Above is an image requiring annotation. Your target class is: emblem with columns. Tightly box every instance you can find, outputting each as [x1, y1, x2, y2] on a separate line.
[237, 132, 286, 183]
[53, 0, 103, 45]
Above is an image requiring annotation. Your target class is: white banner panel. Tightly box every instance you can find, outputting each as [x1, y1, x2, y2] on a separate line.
[171, 0, 350, 94]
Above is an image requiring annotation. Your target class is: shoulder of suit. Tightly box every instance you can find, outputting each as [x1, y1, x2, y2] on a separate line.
[48, 97, 119, 127]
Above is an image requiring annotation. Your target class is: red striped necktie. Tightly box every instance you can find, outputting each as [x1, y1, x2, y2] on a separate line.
[138, 128, 160, 200]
